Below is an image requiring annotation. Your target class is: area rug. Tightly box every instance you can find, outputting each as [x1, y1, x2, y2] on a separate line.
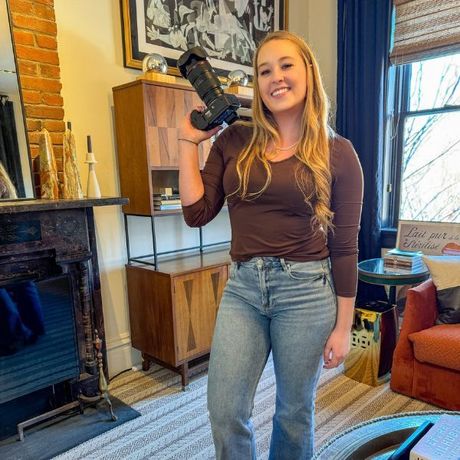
[50, 357, 440, 459]
[0, 396, 140, 460]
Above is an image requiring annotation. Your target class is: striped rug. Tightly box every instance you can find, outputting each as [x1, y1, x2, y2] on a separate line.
[53, 359, 439, 459]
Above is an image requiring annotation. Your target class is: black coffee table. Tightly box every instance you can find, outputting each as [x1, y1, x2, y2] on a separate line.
[313, 411, 460, 459]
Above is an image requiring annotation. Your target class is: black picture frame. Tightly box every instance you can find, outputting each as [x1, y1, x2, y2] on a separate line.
[120, 0, 288, 78]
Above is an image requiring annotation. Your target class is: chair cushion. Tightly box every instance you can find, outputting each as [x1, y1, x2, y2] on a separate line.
[422, 256, 460, 324]
[408, 324, 460, 371]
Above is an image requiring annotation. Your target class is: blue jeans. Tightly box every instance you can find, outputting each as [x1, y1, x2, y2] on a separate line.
[207, 257, 337, 460]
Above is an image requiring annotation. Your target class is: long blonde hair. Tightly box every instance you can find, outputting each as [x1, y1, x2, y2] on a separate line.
[234, 31, 333, 233]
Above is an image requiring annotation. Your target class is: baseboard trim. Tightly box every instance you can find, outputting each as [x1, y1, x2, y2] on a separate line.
[105, 333, 134, 378]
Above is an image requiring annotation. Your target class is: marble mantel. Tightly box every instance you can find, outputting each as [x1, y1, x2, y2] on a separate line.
[0, 197, 127, 214]
[0, 196, 127, 439]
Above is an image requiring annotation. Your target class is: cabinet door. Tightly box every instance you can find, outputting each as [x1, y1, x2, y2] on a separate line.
[144, 84, 211, 168]
[173, 265, 227, 362]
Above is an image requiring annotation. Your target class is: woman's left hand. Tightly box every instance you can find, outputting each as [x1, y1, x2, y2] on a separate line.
[323, 328, 351, 369]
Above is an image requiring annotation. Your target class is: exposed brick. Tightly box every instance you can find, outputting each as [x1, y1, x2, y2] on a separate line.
[44, 120, 65, 132]
[54, 145, 63, 157]
[10, 0, 64, 195]
[28, 0, 54, 5]
[12, 14, 57, 36]
[36, 34, 57, 50]
[20, 75, 61, 92]
[27, 119, 42, 131]
[39, 63, 60, 78]
[9, 0, 55, 22]
[22, 89, 41, 104]
[16, 44, 59, 65]
[13, 29, 34, 45]
[18, 60, 38, 76]
[41, 93, 63, 106]
[26, 105, 64, 120]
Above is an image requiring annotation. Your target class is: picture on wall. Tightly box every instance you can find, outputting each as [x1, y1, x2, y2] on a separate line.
[121, 0, 287, 78]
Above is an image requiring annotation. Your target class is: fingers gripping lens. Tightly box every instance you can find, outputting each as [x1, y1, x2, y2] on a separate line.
[177, 47, 241, 131]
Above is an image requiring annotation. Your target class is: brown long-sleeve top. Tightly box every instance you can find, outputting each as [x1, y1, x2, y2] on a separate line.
[182, 123, 363, 297]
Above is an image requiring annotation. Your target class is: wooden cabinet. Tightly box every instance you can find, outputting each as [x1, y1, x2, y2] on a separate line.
[126, 251, 229, 387]
[112, 79, 243, 386]
[113, 79, 212, 216]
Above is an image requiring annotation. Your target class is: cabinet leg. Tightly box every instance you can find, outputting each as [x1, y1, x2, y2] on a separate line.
[142, 354, 151, 371]
[180, 362, 189, 391]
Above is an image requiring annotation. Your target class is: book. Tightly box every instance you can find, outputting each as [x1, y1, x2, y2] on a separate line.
[153, 193, 180, 200]
[153, 199, 181, 205]
[410, 414, 460, 459]
[390, 248, 424, 257]
[384, 248, 424, 270]
[154, 203, 182, 211]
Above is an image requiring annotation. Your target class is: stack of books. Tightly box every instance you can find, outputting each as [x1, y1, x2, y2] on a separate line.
[153, 193, 181, 211]
[409, 414, 460, 459]
[383, 248, 424, 273]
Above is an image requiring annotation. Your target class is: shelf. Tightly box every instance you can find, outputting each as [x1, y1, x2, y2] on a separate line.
[130, 247, 231, 275]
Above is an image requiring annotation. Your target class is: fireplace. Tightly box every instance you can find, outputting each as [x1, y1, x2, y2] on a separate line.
[0, 197, 126, 439]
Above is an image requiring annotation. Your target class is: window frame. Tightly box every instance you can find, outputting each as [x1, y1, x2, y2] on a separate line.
[383, 59, 460, 235]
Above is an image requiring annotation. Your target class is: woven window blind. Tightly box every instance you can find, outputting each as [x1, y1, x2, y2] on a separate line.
[390, 0, 460, 64]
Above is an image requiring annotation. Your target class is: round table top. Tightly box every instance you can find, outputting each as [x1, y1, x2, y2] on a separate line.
[358, 258, 430, 286]
[314, 411, 460, 460]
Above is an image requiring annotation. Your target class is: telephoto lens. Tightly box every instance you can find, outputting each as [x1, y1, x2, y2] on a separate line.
[177, 46, 240, 131]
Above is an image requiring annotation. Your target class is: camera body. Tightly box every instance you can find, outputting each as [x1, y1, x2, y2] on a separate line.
[177, 47, 241, 131]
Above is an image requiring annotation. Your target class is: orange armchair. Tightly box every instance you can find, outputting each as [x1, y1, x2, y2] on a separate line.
[390, 279, 460, 410]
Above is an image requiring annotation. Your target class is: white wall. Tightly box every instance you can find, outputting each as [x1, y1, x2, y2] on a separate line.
[54, 0, 231, 376]
[54, 0, 337, 377]
[289, 0, 338, 121]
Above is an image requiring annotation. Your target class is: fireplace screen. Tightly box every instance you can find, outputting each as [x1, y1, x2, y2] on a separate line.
[0, 275, 80, 404]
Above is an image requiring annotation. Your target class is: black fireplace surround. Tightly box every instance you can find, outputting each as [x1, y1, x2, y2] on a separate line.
[0, 197, 126, 439]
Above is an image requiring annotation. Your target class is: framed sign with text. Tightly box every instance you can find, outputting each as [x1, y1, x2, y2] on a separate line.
[396, 220, 460, 255]
[120, 0, 288, 78]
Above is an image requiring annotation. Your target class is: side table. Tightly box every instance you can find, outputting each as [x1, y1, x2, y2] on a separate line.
[357, 258, 430, 306]
[344, 258, 430, 386]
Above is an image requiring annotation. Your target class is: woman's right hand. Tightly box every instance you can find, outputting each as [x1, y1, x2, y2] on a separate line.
[179, 105, 223, 144]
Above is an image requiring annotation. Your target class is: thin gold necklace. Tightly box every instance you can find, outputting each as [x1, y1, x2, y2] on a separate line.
[275, 139, 301, 151]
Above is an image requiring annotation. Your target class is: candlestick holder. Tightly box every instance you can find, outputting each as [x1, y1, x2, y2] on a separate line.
[85, 135, 101, 198]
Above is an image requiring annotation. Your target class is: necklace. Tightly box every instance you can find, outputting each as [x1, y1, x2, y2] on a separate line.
[275, 139, 301, 151]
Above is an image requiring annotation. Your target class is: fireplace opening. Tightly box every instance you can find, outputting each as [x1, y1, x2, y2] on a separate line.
[0, 275, 79, 439]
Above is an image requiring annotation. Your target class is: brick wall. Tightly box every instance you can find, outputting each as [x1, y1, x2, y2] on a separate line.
[9, 0, 64, 197]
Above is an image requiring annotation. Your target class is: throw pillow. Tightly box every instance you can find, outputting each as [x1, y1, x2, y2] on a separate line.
[422, 256, 460, 324]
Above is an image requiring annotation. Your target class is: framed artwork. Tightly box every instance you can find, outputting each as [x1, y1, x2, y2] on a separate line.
[120, 0, 288, 78]
[396, 220, 460, 256]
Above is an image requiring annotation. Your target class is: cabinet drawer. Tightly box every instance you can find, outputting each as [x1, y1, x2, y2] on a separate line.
[173, 265, 227, 362]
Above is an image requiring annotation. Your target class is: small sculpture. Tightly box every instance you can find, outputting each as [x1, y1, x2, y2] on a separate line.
[226, 70, 253, 97]
[227, 69, 249, 87]
[138, 53, 176, 83]
[142, 53, 168, 74]
[39, 127, 59, 199]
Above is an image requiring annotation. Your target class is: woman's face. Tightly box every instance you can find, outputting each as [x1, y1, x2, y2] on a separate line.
[256, 39, 307, 120]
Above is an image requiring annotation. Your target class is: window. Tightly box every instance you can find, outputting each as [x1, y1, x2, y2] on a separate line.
[384, 53, 460, 227]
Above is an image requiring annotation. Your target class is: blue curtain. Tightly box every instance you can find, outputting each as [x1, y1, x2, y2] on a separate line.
[336, 0, 392, 303]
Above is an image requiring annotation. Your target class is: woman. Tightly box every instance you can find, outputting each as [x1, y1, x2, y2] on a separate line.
[178, 31, 363, 460]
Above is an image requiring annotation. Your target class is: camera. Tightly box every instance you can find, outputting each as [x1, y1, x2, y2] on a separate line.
[177, 47, 241, 131]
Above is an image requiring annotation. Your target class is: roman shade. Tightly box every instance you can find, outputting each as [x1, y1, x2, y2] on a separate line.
[390, 0, 460, 64]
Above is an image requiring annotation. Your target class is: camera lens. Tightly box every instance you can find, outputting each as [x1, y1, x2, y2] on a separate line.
[185, 60, 223, 107]
[178, 46, 240, 130]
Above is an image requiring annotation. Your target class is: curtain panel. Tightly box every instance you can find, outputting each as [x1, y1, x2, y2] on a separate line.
[390, 0, 460, 64]
[336, 0, 393, 303]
